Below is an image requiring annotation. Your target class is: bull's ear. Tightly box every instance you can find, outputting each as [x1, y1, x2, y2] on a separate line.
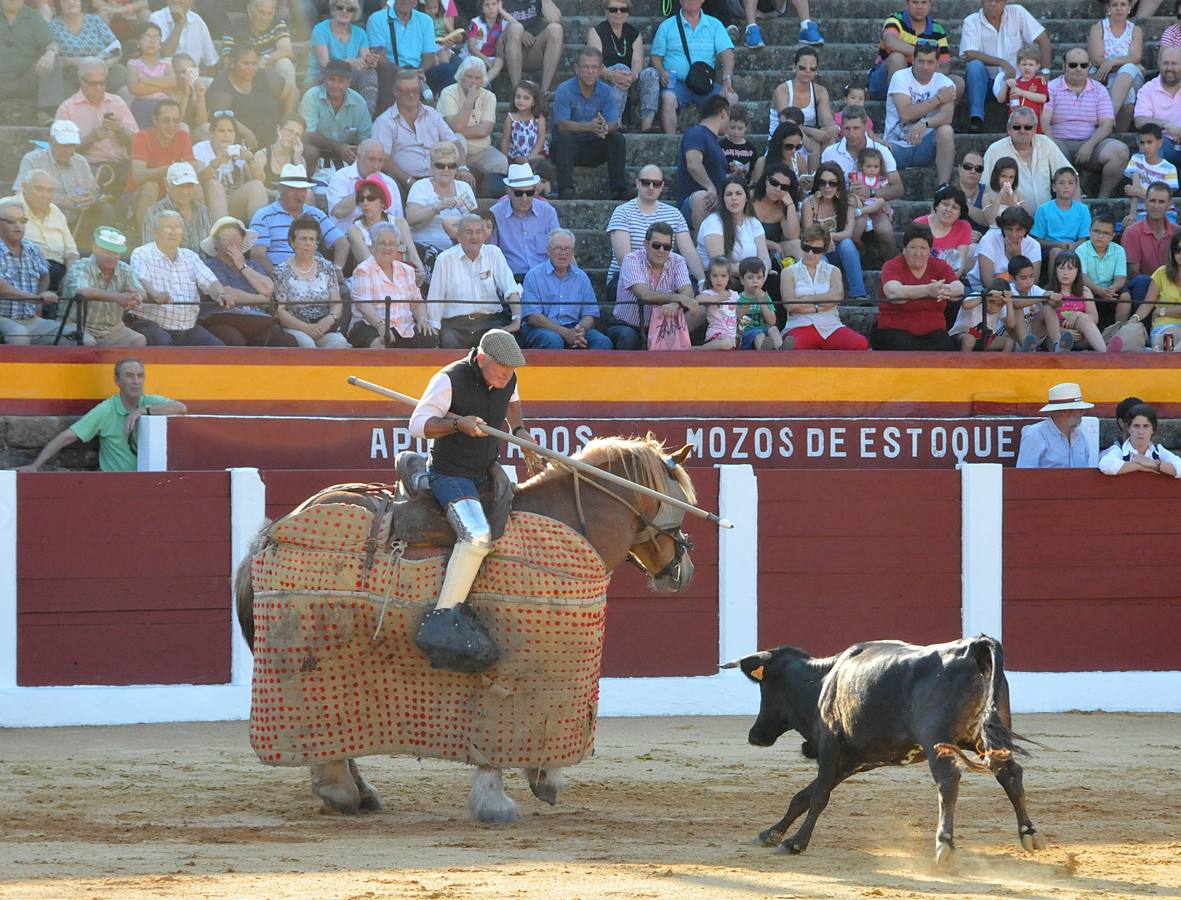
[669, 444, 693, 465]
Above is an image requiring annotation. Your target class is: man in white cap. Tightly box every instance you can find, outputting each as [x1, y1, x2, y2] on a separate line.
[197, 216, 297, 347]
[248, 163, 349, 274]
[15, 121, 98, 230]
[408, 328, 530, 671]
[1016, 382, 1096, 468]
[60, 226, 147, 347]
[489, 162, 560, 282]
[141, 161, 212, 252]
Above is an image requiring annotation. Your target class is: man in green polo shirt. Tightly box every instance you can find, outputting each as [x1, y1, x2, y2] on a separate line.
[16, 358, 186, 472]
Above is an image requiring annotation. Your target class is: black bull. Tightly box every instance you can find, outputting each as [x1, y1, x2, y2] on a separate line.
[725, 636, 1047, 863]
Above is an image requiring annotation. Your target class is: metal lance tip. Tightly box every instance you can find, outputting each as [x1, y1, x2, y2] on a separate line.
[718, 518, 734, 529]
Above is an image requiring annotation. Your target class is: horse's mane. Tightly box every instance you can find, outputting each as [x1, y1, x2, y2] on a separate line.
[521, 434, 696, 505]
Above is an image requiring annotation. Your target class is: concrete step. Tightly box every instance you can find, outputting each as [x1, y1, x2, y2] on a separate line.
[553, 0, 1135, 19]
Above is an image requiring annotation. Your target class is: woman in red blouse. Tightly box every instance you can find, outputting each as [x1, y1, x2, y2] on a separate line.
[872, 221, 962, 351]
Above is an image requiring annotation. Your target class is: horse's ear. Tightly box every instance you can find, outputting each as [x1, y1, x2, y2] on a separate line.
[669, 444, 693, 465]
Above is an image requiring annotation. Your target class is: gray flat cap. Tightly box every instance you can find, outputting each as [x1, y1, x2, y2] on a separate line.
[479, 328, 526, 368]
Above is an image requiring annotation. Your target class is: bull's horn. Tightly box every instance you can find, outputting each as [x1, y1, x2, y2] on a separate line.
[720, 650, 773, 669]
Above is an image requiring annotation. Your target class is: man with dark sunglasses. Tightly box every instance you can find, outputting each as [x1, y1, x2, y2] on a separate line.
[490, 162, 559, 282]
[606, 164, 705, 301]
[551, 46, 630, 201]
[1043, 47, 1130, 198]
[982, 106, 1071, 209]
[609, 221, 697, 350]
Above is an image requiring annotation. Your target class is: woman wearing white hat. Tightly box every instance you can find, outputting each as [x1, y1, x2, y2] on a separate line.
[1016, 382, 1096, 469]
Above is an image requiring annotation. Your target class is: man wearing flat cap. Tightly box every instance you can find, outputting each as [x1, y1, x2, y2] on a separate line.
[1016, 381, 1097, 468]
[408, 329, 530, 671]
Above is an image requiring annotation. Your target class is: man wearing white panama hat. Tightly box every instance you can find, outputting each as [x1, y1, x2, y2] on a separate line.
[1016, 382, 1097, 468]
[489, 161, 559, 282]
[248, 163, 349, 274]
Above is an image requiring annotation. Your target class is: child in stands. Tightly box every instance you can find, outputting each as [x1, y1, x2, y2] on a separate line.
[1047, 249, 1107, 351]
[949, 278, 1020, 351]
[996, 44, 1048, 132]
[1123, 123, 1180, 226]
[501, 79, 547, 161]
[463, 0, 507, 83]
[695, 256, 739, 350]
[721, 105, 757, 183]
[737, 257, 786, 350]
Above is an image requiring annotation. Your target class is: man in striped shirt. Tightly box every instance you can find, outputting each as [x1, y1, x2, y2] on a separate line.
[606, 165, 704, 299]
[1042, 47, 1129, 198]
[609, 221, 697, 350]
[222, 0, 297, 117]
[248, 164, 349, 275]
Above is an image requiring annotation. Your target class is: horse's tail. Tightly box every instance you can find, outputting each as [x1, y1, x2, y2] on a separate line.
[234, 520, 274, 651]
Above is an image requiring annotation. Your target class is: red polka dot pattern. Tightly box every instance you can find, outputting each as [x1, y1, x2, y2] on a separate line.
[249, 498, 611, 770]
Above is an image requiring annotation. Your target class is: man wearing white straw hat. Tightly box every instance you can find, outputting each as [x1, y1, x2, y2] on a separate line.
[1016, 382, 1096, 468]
[198, 216, 298, 347]
[248, 162, 349, 274]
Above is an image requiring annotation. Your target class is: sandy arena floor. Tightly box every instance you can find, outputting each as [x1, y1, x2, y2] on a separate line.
[1, 713, 1179, 899]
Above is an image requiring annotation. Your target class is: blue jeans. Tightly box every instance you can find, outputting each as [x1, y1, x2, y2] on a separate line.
[965, 59, 992, 120]
[828, 238, 867, 298]
[1163, 137, 1181, 169]
[428, 472, 483, 507]
[606, 322, 644, 350]
[889, 129, 937, 168]
[1126, 273, 1153, 308]
[521, 322, 613, 349]
[665, 77, 722, 109]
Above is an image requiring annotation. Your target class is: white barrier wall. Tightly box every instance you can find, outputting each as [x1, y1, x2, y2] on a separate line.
[0, 463, 1177, 727]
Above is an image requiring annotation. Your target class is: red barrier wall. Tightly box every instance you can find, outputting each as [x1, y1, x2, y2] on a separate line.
[16, 472, 232, 687]
[757, 471, 963, 654]
[259, 467, 720, 678]
[1003, 471, 1181, 672]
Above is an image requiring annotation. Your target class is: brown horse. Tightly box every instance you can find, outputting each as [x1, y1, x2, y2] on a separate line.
[235, 435, 700, 823]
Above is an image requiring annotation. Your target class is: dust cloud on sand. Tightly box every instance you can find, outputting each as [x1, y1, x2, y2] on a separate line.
[1, 713, 1178, 898]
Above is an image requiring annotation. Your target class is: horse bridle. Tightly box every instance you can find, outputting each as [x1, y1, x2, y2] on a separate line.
[566, 455, 694, 582]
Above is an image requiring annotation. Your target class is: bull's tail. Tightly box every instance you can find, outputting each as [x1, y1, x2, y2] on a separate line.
[234, 520, 274, 651]
[974, 635, 1029, 758]
[934, 742, 1011, 773]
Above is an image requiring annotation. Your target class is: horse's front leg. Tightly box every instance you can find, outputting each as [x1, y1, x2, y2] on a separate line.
[349, 759, 384, 811]
[523, 766, 565, 806]
[467, 766, 519, 823]
[310, 760, 360, 814]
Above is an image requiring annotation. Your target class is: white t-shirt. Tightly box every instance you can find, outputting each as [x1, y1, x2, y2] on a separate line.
[967, 229, 1042, 292]
[696, 214, 765, 271]
[885, 69, 956, 145]
[193, 141, 249, 191]
[820, 137, 898, 181]
[406, 177, 477, 250]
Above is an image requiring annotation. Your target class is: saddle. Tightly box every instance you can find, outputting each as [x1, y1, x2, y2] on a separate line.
[392, 451, 515, 544]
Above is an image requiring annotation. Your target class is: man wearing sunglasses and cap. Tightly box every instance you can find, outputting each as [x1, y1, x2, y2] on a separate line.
[407, 328, 531, 671]
[1016, 382, 1097, 468]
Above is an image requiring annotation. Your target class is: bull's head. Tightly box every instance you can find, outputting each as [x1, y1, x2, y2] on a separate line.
[722, 649, 801, 749]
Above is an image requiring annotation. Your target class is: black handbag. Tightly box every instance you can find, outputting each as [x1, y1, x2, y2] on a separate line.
[675, 11, 715, 96]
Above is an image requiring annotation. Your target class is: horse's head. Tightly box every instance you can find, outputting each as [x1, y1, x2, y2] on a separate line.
[624, 442, 696, 593]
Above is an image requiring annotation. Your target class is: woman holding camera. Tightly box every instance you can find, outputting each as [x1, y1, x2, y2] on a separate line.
[193, 111, 269, 222]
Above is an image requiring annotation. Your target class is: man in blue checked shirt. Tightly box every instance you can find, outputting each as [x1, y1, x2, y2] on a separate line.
[0, 199, 74, 345]
[520, 229, 613, 349]
[551, 47, 631, 201]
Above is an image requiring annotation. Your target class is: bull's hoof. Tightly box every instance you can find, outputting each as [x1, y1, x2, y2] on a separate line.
[415, 605, 500, 673]
[754, 829, 782, 847]
[774, 840, 806, 855]
[935, 840, 956, 866]
[1021, 830, 1048, 852]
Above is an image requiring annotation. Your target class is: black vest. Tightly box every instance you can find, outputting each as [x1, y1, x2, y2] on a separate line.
[428, 349, 516, 479]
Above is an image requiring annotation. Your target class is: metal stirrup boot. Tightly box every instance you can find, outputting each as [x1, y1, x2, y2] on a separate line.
[415, 498, 500, 673]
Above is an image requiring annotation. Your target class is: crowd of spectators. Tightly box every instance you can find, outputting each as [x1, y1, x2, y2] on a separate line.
[4, 0, 1181, 353]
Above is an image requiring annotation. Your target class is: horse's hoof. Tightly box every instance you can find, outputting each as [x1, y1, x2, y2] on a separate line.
[754, 829, 781, 847]
[472, 800, 519, 825]
[357, 786, 385, 812]
[935, 841, 956, 866]
[526, 768, 563, 806]
[774, 840, 805, 855]
[318, 790, 361, 815]
[1021, 831, 1047, 852]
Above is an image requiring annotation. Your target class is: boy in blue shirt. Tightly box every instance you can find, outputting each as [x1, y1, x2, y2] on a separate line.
[1031, 167, 1091, 275]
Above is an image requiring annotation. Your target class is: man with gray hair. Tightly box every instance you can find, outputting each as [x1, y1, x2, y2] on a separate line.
[426, 213, 521, 348]
[128, 209, 226, 345]
[0, 198, 70, 345]
[15, 121, 98, 229]
[325, 138, 402, 233]
[982, 106, 1072, 208]
[520, 229, 613, 349]
[19, 169, 79, 293]
[54, 58, 138, 190]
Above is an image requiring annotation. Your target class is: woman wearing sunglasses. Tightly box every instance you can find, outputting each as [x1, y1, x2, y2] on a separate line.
[800, 161, 867, 301]
[347, 175, 426, 284]
[782, 222, 869, 350]
[769, 47, 838, 162]
[405, 141, 478, 252]
[587, 0, 659, 131]
[873, 221, 961, 351]
[953, 151, 992, 235]
[750, 164, 802, 268]
[751, 122, 809, 187]
[308, 0, 379, 114]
